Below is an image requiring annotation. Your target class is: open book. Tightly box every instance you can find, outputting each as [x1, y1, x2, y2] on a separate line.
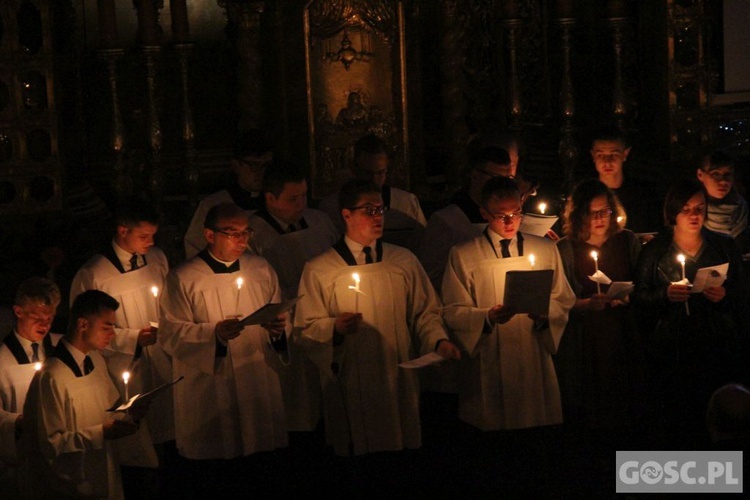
[502, 269, 554, 316]
[239, 296, 302, 326]
[109, 376, 184, 412]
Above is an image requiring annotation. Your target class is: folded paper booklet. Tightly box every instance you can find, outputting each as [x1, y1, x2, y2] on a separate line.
[519, 213, 558, 238]
[690, 263, 728, 293]
[109, 376, 184, 412]
[240, 296, 302, 326]
[399, 352, 445, 369]
[587, 270, 634, 300]
[502, 269, 554, 317]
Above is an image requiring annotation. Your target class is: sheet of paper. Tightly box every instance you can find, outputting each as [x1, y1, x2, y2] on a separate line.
[691, 263, 728, 293]
[588, 270, 612, 285]
[519, 213, 558, 238]
[398, 352, 445, 369]
[606, 281, 634, 300]
[109, 376, 184, 412]
[502, 269, 554, 316]
[240, 296, 302, 326]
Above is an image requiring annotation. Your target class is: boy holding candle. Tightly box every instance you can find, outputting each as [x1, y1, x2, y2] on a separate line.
[21, 290, 149, 499]
[441, 176, 575, 431]
[295, 179, 460, 457]
[0, 277, 62, 495]
[159, 202, 289, 461]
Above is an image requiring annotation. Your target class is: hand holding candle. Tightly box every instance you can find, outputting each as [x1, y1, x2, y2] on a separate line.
[590, 250, 601, 294]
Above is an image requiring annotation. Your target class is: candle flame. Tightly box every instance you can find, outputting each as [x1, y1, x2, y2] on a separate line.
[236, 277, 244, 289]
[151, 286, 159, 298]
[528, 254, 535, 266]
[616, 216, 623, 223]
[352, 272, 360, 284]
[677, 254, 685, 264]
[590, 250, 598, 260]
[34, 362, 42, 371]
[122, 371, 130, 383]
[538, 203, 547, 215]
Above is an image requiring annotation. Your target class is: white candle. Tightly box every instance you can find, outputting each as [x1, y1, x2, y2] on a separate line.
[677, 254, 690, 316]
[590, 250, 601, 295]
[528, 253, 535, 270]
[34, 362, 42, 371]
[151, 285, 159, 319]
[122, 371, 130, 402]
[538, 202, 547, 215]
[235, 277, 244, 316]
[349, 273, 361, 314]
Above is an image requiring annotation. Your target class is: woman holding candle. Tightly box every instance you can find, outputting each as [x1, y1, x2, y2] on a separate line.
[556, 179, 640, 433]
[633, 179, 744, 446]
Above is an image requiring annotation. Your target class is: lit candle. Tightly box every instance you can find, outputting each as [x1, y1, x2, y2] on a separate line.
[538, 202, 547, 215]
[348, 273, 363, 314]
[528, 253, 535, 270]
[122, 371, 130, 402]
[235, 277, 244, 317]
[34, 362, 42, 371]
[590, 250, 601, 294]
[151, 285, 159, 319]
[677, 254, 690, 316]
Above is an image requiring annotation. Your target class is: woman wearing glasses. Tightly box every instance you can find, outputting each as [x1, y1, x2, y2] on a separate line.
[633, 179, 744, 447]
[555, 179, 640, 435]
[696, 150, 748, 253]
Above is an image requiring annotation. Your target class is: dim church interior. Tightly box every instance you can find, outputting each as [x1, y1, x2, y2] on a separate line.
[1, 0, 749, 495]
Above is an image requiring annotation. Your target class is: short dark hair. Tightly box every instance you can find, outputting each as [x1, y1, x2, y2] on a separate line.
[204, 202, 248, 229]
[262, 160, 306, 198]
[15, 277, 61, 308]
[354, 134, 388, 159]
[338, 179, 381, 213]
[470, 146, 511, 171]
[67, 290, 119, 337]
[591, 127, 629, 148]
[233, 129, 271, 159]
[563, 179, 625, 241]
[700, 150, 735, 172]
[480, 176, 520, 206]
[113, 198, 159, 230]
[663, 178, 704, 226]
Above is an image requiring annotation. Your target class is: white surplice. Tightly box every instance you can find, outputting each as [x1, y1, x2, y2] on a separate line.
[159, 253, 288, 459]
[295, 243, 449, 456]
[442, 232, 575, 431]
[319, 186, 427, 251]
[20, 350, 124, 499]
[248, 208, 337, 431]
[0, 334, 61, 466]
[70, 246, 173, 444]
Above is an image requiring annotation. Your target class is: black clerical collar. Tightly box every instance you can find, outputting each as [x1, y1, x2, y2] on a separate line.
[483, 227, 524, 258]
[227, 184, 263, 211]
[451, 189, 485, 223]
[198, 248, 240, 274]
[49, 342, 86, 377]
[333, 237, 383, 266]
[254, 208, 308, 235]
[100, 244, 148, 274]
[3, 331, 54, 365]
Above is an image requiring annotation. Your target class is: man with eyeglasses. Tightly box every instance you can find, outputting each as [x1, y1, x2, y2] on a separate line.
[319, 134, 427, 251]
[295, 179, 460, 458]
[70, 201, 170, 494]
[0, 277, 61, 495]
[248, 160, 337, 437]
[442, 176, 575, 433]
[184, 129, 272, 259]
[160, 202, 289, 468]
[590, 128, 660, 235]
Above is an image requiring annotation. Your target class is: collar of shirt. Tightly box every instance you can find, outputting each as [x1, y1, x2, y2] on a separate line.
[13, 330, 45, 362]
[61, 339, 88, 374]
[487, 228, 518, 257]
[207, 249, 238, 268]
[344, 235, 374, 266]
[112, 240, 143, 270]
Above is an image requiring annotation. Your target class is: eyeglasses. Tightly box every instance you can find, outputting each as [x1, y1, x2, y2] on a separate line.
[349, 204, 389, 217]
[485, 209, 523, 224]
[213, 228, 253, 241]
[679, 205, 705, 217]
[706, 171, 734, 183]
[588, 208, 613, 220]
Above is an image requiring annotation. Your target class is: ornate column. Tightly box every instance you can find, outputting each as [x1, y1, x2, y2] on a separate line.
[500, 0, 523, 131]
[220, 1, 265, 131]
[554, 1, 578, 197]
[607, 0, 629, 131]
[96, 0, 130, 200]
[440, 0, 469, 191]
